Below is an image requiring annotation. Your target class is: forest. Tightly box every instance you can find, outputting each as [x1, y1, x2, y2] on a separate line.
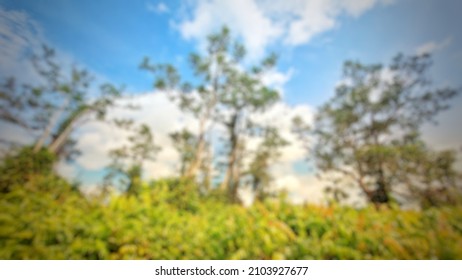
[1, 26, 462, 259]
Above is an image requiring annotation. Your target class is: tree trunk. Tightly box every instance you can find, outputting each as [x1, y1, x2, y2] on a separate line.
[33, 98, 69, 152]
[370, 126, 390, 207]
[370, 167, 390, 207]
[48, 107, 88, 155]
[220, 113, 240, 202]
[185, 117, 206, 178]
[200, 142, 213, 192]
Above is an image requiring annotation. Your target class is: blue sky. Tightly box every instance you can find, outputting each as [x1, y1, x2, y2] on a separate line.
[2, 0, 461, 106]
[1, 0, 461, 203]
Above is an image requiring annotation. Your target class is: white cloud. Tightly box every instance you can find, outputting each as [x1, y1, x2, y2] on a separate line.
[147, 2, 169, 14]
[55, 162, 77, 180]
[177, 0, 283, 60]
[261, 68, 294, 97]
[416, 37, 452, 55]
[76, 123, 120, 170]
[74, 91, 197, 179]
[176, 0, 393, 60]
[249, 101, 314, 163]
[275, 174, 326, 204]
[341, 0, 386, 17]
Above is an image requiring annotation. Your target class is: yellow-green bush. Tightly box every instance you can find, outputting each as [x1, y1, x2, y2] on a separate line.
[0, 147, 56, 193]
[1, 180, 462, 259]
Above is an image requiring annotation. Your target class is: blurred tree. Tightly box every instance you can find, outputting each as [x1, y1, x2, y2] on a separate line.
[0, 46, 124, 161]
[386, 137, 462, 208]
[210, 29, 280, 203]
[105, 123, 160, 195]
[142, 27, 280, 203]
[140, 33, 218, 180]
[246, 127, 288, 201]
[313, 53, 460, 207]
[169, 128, 198, 176]
[291, 115, 311, 151]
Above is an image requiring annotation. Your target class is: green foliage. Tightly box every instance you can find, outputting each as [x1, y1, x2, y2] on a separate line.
[313, 53, 460, 206]
[0, 147, 56, 193]
[1, 179, 462, 260]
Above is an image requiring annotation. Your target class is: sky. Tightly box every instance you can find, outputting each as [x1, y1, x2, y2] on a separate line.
[1, 0, 461, 204]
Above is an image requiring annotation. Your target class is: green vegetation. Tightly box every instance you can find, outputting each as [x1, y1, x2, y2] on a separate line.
[1, 27, 461, 259]
[1, 172, 461, 259]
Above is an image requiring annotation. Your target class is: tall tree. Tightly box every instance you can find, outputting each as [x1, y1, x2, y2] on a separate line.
[215, 49, 280, 202]
[0, 46, 124, 161]
[313, 53, 460, 207]
[140, 28, 228, 180]
[142, 27, 280, 203]
[169, 128, 198, 176]
[384, 136, 462, 207]
[246, 127, 288, 201]
[105, 123, 160, 195]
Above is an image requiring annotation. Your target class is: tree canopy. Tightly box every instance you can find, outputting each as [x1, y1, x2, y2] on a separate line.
[313, 53, 461, 207]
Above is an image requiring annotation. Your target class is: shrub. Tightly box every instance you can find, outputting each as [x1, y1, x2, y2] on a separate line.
[1, 180, 461, 259]
[0, 147, 56, 193]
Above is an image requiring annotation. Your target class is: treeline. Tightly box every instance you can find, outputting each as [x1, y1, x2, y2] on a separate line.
[0, 27, 461, 209]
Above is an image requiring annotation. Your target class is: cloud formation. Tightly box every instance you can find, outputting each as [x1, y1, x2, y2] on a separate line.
[146, 2, 169, 14]
[176, 0, 394, 60]
[416, 37, 452, 55]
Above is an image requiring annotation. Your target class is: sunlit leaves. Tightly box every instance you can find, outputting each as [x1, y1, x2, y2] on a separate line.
[1, 183, 462, 259]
